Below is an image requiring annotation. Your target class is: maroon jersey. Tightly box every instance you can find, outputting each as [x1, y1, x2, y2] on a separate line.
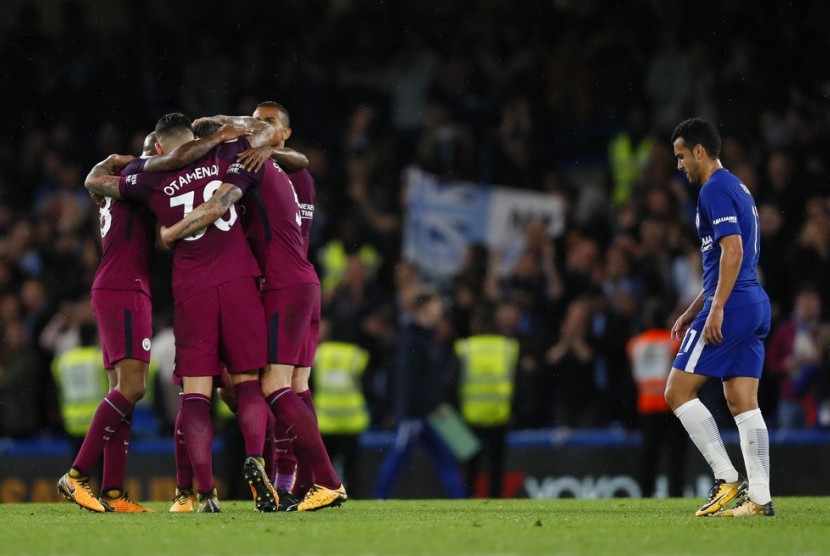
[92, 157, 154, 295]
[234, 160, 319, 290]
[287, 169, 316, 257]
[118, 140, 261, 301]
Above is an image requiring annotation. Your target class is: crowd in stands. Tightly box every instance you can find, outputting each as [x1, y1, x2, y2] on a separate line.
[2, 0, 830, 441]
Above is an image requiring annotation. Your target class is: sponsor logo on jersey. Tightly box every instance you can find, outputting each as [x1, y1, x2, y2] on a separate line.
[701, 235, 713, 252]
[299, 203, 314, 220]
[227, 162, 245, 175]
[713, 215, 738, 225]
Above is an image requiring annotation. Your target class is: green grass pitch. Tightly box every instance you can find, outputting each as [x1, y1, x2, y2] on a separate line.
[3, 498, 828, 555]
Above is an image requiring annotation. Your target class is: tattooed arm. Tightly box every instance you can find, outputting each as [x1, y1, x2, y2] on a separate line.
[199, 115, 274, 149]
[84, 154, 135, 199]
[144, 124, 250, 172]
[159, 182, 243, 249]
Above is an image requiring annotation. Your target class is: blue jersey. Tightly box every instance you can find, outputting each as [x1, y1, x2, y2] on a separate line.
[696, 168, 764, 308]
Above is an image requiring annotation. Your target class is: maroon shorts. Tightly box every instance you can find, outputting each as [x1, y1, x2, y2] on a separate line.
[174, 277, 266, 377]
[262, 283, 321, 367]
[91, 288, 153, 368]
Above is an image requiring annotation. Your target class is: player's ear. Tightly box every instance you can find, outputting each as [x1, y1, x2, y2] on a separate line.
[155, 142, 164, 155]
[283, 127, 292, 142]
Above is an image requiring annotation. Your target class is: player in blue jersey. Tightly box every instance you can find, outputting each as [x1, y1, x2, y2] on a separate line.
[664, 118, 774, 517]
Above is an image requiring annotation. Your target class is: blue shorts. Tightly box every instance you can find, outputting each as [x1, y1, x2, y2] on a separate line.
[672, 299, 771, 379]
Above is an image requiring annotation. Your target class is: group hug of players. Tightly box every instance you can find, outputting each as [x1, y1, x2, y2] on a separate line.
[57, 102, 346, 513]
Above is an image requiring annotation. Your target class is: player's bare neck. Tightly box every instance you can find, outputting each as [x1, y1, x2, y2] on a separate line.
[700, 159, 724, 185]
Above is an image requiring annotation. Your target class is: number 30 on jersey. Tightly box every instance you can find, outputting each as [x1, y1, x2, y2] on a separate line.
[169, 180, 238, 241]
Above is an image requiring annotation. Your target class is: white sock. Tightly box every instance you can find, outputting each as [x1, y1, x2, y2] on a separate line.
[674, 399, 739, 483]
[735, 408, 771, 505]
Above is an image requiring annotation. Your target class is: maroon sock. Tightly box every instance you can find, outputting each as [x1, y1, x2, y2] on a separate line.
[266, 387, 339, 489]
[296, 389, 318, 422]
[264, 410, 277, 484]
[293, 390, 315, 494]
[181, 393, 214, 493]
[271, 413, 297, 491]
[73, 390, 133, 475]
[174, 400, 193, 488]
[101, 410, 132, 492]
[292, 441, 314, 498]
[234, 380, 268, 457]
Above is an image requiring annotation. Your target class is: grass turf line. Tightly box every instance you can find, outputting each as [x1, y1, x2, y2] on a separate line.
[3, 498, 829, 556]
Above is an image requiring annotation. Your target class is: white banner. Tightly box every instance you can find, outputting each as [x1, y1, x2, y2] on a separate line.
[402, 167, 565, 280]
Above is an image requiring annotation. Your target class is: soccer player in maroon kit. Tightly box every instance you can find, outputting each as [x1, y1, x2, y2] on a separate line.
[235, 101, 321, 506]
[171, 117, 310, 511]
[85, 113, 279, 513]
[60, 125, 251, 513]
[162, 112, 346, 511]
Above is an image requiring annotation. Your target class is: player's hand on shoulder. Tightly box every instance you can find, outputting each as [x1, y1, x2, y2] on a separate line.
[104, 153, 135, 171]
[236, 146, 272, 172]
[216, 124, 251, 143]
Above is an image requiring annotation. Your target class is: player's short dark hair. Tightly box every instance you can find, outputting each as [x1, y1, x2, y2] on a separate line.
[193, 119, 222, 139]
[256, 101, 290, 127]
[671, 118, 721, 158]
[154, 112, 193, 140]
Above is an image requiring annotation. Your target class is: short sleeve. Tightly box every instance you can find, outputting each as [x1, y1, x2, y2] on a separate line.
[119, 157, 148, 177]
[701, 185, 741, 241]
[118, 171, 156, 202]
[222, 161, 263, 194]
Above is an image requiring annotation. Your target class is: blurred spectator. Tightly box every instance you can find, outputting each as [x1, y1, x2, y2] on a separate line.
[0, 319, 40, 437]
[786, 197, 830, 316]
[545, 298, 598, 428]
[373, 288, 465, 499]
[767, 286, 827, 429]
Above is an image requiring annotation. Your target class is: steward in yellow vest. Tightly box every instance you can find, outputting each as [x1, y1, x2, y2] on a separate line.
[51, 345, 108, 438]
[608, 103, 655, 206]
[313, 337, 370, 496]
[454, 304, 520, 498]
[313, 341, 370, 435]
[455, 335, 518, 427]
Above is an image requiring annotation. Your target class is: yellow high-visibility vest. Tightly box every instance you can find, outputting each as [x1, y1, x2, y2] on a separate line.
[455, 335, 518, 427]
[609, 133, 655, 206]
[312, 342, 370, 434]
[51, 346, 108, 436]
[317, 241, 382, 294]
